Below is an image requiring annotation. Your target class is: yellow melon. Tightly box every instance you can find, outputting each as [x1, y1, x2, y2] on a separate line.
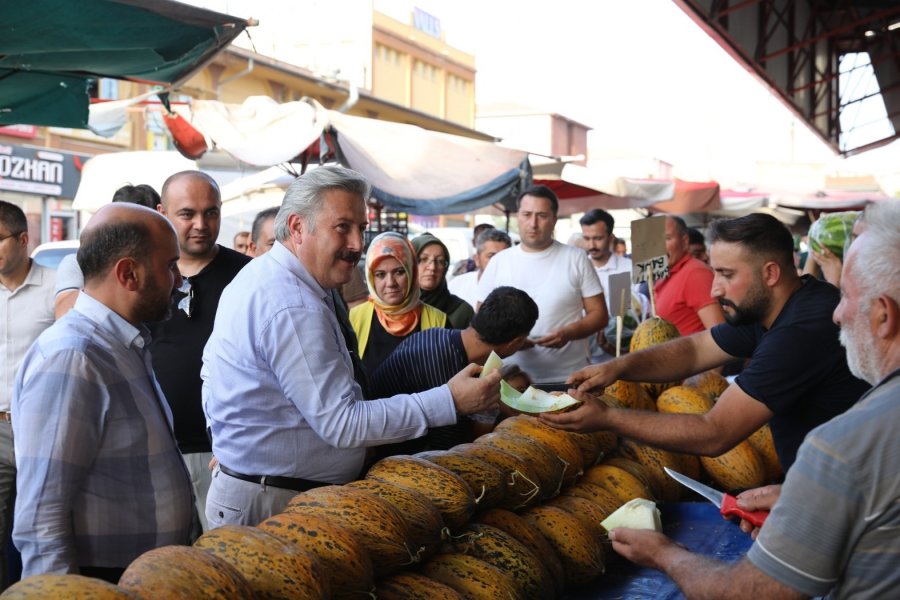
[2, 575, 138, 599]
[522, 505, 607, 586]
[617, 440, 684, 502]
[656, 385, 715, 415]
[746, 425, 783, 482]
[193, 524, 330, 599]
[683, 370, 730, 400]
[475, 508, 566, 597]
[602, 381, 656, 411]
[449, 523, 555, 599]
[494, 415, 584, 485]
[376, 573, 464, 600]
[365, 455, 476, 532]
[257, 512, 373, 600]
[700, 441, 767, 492]
[284, 485, 416, 576]
[580, 464, 654, 503]
[421, 554, 520, 600]
[119, 545, 254, 599]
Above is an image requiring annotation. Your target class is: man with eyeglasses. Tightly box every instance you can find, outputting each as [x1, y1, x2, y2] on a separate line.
[475, 185, 609, 384]
[0, 201, 55, 587]
[202, 166, 500, 527]
[149, 171, 250, 532]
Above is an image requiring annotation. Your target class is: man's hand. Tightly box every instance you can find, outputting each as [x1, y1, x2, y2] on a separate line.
[519, 337, 537, 351]
[533, 328, 569, 349]
[735, 484, 781, 539]
[608, 528, 682, 570]
[567, 360, 622, 392]
[539, 388, 610, 433]
[448, 364, 501, 416]
[812, 246, 842, 287]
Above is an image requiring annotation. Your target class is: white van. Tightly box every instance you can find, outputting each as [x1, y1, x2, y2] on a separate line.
[31, 240, 79, 269]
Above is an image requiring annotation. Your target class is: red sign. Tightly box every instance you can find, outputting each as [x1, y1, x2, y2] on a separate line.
[0, 125, 37, 139]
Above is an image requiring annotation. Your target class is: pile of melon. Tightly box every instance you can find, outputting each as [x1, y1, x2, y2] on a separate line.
[3, 318, 783, 599]
[4, 416, 780, 598]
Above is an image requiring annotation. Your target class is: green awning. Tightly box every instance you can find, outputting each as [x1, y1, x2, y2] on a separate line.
[0, 0, 248, 128]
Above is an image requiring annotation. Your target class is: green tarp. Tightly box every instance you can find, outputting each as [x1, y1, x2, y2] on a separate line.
[0, 0, 247, 127]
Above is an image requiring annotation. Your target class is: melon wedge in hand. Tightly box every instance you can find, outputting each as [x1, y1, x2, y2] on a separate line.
[600, 498, 662, 532]
[480, 350, 503, 378]
[500, 382, 581, 414]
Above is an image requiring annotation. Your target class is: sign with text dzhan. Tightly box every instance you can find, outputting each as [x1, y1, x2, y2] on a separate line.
[630, 216, 668, 284]
[0, 144, 89, 198]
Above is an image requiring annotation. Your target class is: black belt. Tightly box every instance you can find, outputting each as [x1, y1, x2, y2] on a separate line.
[218, 464, 328, 492]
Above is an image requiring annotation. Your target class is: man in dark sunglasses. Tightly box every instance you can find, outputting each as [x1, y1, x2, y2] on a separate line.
[149, 171, 250, 533]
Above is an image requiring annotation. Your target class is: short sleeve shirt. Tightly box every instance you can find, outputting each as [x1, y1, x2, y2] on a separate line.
[654, 254, 717, 335]
[710, 276, 870, 469]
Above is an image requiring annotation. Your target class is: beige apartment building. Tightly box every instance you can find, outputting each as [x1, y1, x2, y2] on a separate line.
[0, 3, 483, 246]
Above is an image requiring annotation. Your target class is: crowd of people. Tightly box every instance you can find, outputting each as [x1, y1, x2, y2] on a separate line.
[1, 164, 896, 598]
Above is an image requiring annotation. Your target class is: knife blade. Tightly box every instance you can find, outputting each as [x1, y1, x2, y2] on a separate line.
[663, 467, 768, 527]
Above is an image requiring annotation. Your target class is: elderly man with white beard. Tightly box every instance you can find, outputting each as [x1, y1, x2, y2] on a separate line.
[598, 200, 900, 600]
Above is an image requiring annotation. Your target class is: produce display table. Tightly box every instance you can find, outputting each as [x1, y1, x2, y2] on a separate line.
[569, 502, 754, 599]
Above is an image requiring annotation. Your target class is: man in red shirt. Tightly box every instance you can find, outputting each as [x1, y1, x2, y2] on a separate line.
[654, 216, 724, 334]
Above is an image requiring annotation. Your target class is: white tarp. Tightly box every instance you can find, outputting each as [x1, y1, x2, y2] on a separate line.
[327, 110, 527, 205]
[168, 96, 529, 215]
[174, 96, 325, 166]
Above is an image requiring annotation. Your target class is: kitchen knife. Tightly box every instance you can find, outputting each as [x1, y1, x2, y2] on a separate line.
[663, 467, 768, 527]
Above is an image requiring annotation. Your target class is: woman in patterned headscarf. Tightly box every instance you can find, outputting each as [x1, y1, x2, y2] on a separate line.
[349, 232, 448, 373]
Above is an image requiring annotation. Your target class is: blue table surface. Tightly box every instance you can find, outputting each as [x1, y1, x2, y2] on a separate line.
[568, 502, 754, 600]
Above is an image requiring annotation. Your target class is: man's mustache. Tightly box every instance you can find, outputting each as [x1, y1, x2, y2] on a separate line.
[719, 298, 737, 309]
[337, 251, 362, 263]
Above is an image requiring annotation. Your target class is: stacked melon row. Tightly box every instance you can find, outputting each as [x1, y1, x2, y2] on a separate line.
[2, 318, 782, 599]
[0, 413, 668, 599]
[2, 407, 776, 600]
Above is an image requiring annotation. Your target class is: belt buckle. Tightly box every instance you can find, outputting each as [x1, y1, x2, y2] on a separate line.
[260, 475, 269, 489]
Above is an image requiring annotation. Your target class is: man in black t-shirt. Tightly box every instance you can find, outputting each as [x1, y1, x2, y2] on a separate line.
[544, 213, 869, 473]
[150, 171, 250, 531]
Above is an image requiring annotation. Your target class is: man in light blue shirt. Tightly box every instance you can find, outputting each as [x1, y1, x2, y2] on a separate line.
[13, 203, 194, 582]
[202, 165, 500, 527]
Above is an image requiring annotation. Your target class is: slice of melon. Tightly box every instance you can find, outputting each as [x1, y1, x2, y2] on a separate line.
[480, 350, 503, 379]
[500, 384, 581, 414]
[600, 498, 662, 532]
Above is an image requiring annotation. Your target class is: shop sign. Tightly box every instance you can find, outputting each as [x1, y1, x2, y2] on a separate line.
[0, 125, 37, 139]
[0, 144, 89, 198]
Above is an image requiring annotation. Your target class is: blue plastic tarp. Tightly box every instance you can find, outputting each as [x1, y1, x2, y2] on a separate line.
[569, 502, 754, 599]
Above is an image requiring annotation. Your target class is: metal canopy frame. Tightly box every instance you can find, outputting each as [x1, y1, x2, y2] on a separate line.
[675, 0, 900, 156]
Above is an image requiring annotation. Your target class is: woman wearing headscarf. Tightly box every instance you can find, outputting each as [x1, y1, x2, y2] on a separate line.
[412, 233, 475, 329]
[350, 232, 448, 374]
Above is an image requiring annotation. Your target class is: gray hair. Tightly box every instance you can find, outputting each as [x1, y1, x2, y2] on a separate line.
[476, 228, 512, 252]
[853, 201, 900, 307]
[275, 165, 371, 241]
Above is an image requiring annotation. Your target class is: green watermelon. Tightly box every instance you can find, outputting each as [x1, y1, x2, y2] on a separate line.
[808, 211, 859, 260]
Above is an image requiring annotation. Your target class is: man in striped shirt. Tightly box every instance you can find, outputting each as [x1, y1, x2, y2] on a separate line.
[371, 286, 538, 452]
[602, 200, 900, 599]
[12, 204, 194, 582]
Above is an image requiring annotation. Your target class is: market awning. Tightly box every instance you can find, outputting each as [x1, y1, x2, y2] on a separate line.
[0, 0, 248, 128]
[775, 190, 889, 211]
[531, 162, 721, 216]
[170, 96, 530, 216]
